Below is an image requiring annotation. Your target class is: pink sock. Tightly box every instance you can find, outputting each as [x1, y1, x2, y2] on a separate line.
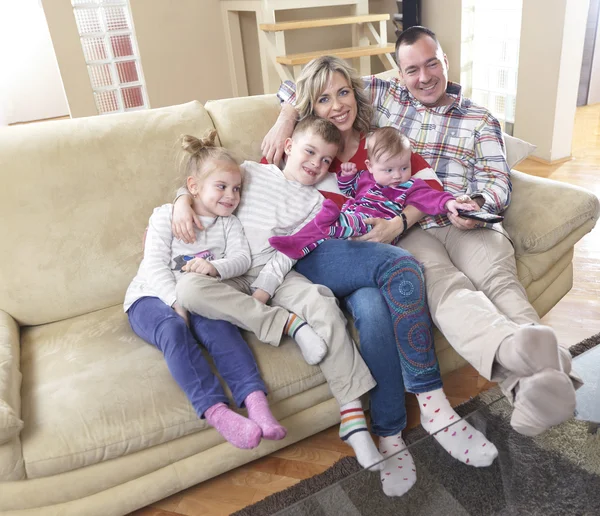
[314, 199, 341, 234]
[204, 402, 262, 449]
[244, 391, 287, 441]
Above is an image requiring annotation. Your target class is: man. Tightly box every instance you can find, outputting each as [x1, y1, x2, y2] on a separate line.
[263, 26, 580, 436]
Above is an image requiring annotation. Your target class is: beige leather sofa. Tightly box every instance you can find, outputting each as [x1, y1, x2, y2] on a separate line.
[0, 98, 598, 516]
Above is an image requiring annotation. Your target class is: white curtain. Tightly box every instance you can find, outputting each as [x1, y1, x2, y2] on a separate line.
[460, 0, 523, 133]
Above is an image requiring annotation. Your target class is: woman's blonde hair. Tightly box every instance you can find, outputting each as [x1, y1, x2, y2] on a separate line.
[295, 56, 373, 136]
[180, 130, 239, 184]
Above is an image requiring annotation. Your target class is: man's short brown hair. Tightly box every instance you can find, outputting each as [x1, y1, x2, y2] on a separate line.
[395, 26, 440, 67]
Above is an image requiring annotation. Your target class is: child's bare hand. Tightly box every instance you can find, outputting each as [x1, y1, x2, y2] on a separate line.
[252, 289, 271, 304]
[340, 162, 358, 177]
[172, 196, 204, 244]
[183, 258, 218, 277]
[445, 199, 476, 216]
[172, 303, 189, 327]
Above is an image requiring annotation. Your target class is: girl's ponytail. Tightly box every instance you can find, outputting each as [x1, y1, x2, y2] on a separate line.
[179, 130, 237, 182]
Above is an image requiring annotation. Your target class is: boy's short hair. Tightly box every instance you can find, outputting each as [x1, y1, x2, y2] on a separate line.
[366, 127, 411, 162]
[293, 115, 342, 148]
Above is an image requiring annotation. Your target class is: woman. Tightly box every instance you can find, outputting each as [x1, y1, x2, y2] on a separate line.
[172, 57, 497, 497]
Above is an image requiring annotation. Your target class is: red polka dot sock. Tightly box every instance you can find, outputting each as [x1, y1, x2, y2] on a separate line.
[416, 388, 498, 467]
[244, 391, 287, 441]
[204, 402, 262, 450]
[378, 434, 417, 497]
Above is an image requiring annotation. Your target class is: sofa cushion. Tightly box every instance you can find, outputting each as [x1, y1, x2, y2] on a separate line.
[504, 133, 536, 169]
[0, 311, 22, 445]
[20, 305, 325, 479]
[0, 101, 216, 327]
[205, 94, 281, 163]
[0, 400, 22, 445]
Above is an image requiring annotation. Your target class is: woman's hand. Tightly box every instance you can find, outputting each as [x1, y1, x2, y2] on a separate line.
[354, 217, 404, 244]
[183, 258, 218, 277]
[172, 303, 189, 327]
[252, 289, 271, 304]
[261, 104, 298, 165]
[172, 195, 203, 244]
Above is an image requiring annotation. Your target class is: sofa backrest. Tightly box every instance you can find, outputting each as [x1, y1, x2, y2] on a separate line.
[0, 101, 216, 326]
[205, 94, 281, 163]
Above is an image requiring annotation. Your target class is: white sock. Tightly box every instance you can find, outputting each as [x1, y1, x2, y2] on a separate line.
[511, 368, 576, 436]
[284, 313, 327, 365]
[379, 434, 417, 497]
[339, 400, 384, 471]
[496, 325, 561, 377]
[417, 389, 498, 467]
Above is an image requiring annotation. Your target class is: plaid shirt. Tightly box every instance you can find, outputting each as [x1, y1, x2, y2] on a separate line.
[278, 78, 511, 229]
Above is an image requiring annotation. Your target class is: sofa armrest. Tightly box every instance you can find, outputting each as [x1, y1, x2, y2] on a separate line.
[503, 170, 600, 258]
[0, 310, 23, 445]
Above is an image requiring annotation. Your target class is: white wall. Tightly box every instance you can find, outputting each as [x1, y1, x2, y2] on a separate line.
[0, 0, 69, 124]
[421, 0, 462, 83]
[588, 5, 600, 104]
[515, 0, 590, 161]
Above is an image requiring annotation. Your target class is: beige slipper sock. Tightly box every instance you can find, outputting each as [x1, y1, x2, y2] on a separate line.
[558, 346, 585, 390]
[510, 368, 577, 436]
[496, 325, 561, 377]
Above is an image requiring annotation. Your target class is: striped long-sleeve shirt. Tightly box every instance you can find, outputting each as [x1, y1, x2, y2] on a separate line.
[278, 78, 512, 229]
[235, 161, 324, 295]
[124, 204, 251, 311]
[176, 161, 325, 297]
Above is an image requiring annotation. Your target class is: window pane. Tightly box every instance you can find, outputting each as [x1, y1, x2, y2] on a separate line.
[74, 8, 101, 34]
[94, 90, 119, 113]
[72, 0, 99, 5]
[88, 64, 113, 88]
[104, 6, 129, 31]
[110, 34, 133, 57]
[116, 61, 139, 84]
[122, 86, 144, 109]
[81, 37, 107, 61]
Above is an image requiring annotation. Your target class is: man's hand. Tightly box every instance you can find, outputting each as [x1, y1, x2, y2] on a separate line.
[252, 289, 271, 304]
[261, 104, 297, 165]
[183, 258, 219, 277]
[447, 197, 482, 230]
[173, 303, 189, 327]
[172, 196, 204, 244]
[340, 162, 358, 177]
[354, 217, 403, 244]
[445, 199, 476, 216]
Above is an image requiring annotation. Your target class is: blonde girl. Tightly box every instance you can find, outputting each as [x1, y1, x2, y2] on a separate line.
[124, 131, 286, 449]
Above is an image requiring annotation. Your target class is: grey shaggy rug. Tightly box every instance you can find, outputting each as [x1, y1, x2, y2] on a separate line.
[233, 334, 600, 516]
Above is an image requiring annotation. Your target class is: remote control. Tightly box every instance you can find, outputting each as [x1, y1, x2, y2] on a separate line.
[456, 209, 504, 224]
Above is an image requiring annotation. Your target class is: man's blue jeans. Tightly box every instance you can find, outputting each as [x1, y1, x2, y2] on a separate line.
[295, 240, 443, 436]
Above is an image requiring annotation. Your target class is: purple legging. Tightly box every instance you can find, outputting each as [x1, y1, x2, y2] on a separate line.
[127, 296, 266, 418]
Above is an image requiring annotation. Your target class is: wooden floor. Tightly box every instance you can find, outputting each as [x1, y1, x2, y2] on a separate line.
[131, 104, 600, 516]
